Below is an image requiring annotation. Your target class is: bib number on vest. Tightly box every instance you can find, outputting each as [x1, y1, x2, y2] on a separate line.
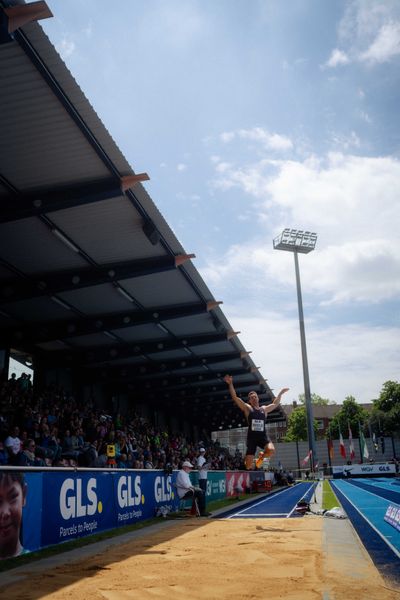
[251, 419, 264, 432]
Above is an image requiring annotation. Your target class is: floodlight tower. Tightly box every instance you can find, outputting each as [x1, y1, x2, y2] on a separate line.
[273, 229, 318, 470]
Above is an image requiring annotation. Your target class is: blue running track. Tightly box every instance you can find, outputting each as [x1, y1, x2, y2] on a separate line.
[218, 482, 316, 519]
[331, 478, 400, 585]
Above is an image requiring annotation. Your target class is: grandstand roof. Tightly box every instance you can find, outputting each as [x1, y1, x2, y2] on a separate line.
[0, 0, 285, 433]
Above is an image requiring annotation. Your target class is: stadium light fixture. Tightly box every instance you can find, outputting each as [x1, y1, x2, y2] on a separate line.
[273, 228, 318, 470]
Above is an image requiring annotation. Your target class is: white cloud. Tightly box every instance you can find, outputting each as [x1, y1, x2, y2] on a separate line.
[220, 127, 293, 152]
[82, 22, 93, 38]
[138, 2, 207, 49]
[331, 131, 360, 150]
[359, 21, 400, 64]
[207, 152, 400, 304]
[324, 48, 350, 68]
[220, 132, 235, 143]
[357, 110, 372, 124]
[231, 313, 399, 404]
[333, 1, 400, 66]
[177, 163, 187, 172]
[56, 37, 76, 59]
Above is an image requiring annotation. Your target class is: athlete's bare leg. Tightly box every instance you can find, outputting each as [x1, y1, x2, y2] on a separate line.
[245, 454, 254, 470]
[263, 441, 275, 458]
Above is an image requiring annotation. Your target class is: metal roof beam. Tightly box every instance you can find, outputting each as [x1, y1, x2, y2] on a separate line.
[0, 175, 149, 223]
[149, 379, 267, 399]
[2, 300, 221, 345]
[130, 379, 266, 401]
[83, 350, 250, 379]
[40, 330, 240, 367]
[0, 254, 194, 304]
[1, 1, 52, 45]
[92, 365, 252, 386]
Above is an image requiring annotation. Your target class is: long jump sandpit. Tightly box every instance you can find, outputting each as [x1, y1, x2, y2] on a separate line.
[3, 516, 399, 600]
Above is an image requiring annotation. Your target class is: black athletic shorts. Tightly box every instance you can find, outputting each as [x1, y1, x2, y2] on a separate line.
[246, 434, 271, 455]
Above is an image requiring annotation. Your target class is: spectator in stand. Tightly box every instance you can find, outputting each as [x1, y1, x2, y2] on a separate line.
[62, 429, 74, 454]
[8, 373, 17, 391]
[0, 440, 8, 465]
[17, 373, 30, 393]
[4, 426, 22, 464]
[117, 453, 128, 468]
[18, 439, 46, 467]
[30, 421, 42, 445]
[196, 447, 209, 495]
[81, 438, 99, 467]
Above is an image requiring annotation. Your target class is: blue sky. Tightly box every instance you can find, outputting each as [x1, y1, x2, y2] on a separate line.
[41, 0, 400, 404]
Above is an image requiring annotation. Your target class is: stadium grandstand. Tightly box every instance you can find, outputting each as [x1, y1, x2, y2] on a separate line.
[0, 0, 285, 444]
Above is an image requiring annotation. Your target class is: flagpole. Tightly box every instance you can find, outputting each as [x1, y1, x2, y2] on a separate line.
[327, 423, 333, 475]
[358, 421, 363, 464]
[296, 439, 301, 475]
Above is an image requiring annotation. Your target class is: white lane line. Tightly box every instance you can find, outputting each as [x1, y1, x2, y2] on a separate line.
[225, 486, 296, 519]
[287, 484, 315, 518]
[229, 513, 288, 518]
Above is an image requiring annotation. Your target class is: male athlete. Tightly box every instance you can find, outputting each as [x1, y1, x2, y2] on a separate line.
[223, 374, 289, 470]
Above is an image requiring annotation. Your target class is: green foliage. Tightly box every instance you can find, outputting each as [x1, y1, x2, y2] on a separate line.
[298, 393, 335, 406]
[327, 396, 369, 438]
[284, 405, 318, 441]
[371, 380, 400, 434]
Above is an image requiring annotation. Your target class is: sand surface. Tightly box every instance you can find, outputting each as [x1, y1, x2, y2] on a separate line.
[3, 516, 399, 600]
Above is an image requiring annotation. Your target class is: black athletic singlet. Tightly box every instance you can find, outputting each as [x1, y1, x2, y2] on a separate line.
[246, 407, 269, 454]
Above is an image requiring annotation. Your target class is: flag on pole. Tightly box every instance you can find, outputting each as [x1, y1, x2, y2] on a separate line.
[372, 432, 379, 452]
[302, 449, 312, 465]
[327, 438, 334, 460]
[339, 427, 346, 459]
[348, 422, 355, 461]
[359, 422, 369, 459]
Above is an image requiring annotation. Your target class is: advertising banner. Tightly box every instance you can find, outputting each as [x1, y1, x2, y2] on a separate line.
[41, 471, 115, 546]
[1, 467, 243, 560]
[0, 470, 43, 560]
[384, 504, 400, 532]
[41, 470, 178, 547]
[113, 471, 178, 526]
[332, 463, 396, 478]
[206, 472, 226, 502]
[226, 471, 250, 497]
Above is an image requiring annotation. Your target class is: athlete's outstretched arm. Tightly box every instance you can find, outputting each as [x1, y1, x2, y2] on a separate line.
[263, 388, 290, 414]
[223, 375, 250, 415]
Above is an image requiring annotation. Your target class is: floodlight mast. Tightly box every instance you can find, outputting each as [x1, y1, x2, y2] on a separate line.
[273, 229, 318, 471]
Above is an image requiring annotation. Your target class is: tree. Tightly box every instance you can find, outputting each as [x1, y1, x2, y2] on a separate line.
[298, 393, 336, 406]
[285, 406, 318, 442]
[371, 380, 400, 434]
[328, 396, 369, 438]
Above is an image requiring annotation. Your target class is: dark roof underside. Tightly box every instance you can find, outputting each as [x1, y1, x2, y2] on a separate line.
[0, 1, 285, 433]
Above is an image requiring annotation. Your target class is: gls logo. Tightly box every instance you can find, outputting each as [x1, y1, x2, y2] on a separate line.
[154, 475, 172, 502]
[117, 475, 142, 508]
[60, 478, 97, 520]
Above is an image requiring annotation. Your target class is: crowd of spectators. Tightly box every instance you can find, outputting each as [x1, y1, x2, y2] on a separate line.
[0, 372, 245, 471]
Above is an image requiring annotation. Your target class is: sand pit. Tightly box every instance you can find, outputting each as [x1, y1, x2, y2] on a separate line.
[3, 517, 398, 600]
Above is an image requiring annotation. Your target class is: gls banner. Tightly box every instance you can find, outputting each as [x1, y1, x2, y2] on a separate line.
[113, 471, 178, 526]
[42, 471, 115, 546]
[41, 471, 178, 546]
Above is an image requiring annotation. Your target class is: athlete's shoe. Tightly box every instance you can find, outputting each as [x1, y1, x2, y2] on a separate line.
[255, 452, 265, 468]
